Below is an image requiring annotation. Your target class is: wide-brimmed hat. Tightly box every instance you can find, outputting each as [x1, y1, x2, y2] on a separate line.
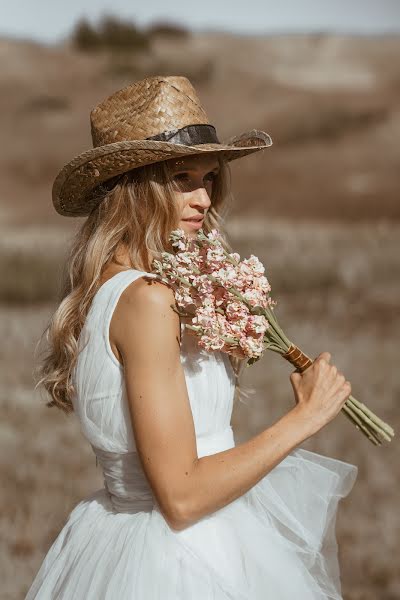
[52, 75, 272, 217]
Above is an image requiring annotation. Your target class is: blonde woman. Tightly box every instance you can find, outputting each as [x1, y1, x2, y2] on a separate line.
[27, 76, 357, 599]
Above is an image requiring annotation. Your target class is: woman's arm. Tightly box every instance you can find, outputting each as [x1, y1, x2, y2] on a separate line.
[112, 278, 345, 531]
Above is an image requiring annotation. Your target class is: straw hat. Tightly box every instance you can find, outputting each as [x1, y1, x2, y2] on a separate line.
[52, 75, 272, 217]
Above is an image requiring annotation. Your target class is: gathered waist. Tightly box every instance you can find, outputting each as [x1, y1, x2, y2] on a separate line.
[92, 426, 235, 514]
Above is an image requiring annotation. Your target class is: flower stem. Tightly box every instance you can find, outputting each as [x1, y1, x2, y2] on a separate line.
[341, 403, 381, 446]
[347, 395, 394, 436]
[345, 397, 393, 442]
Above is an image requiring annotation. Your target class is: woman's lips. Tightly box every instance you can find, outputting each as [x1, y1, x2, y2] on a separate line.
[181, 218, 204, 228]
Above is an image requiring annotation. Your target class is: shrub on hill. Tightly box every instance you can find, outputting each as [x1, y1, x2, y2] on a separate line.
[72, 16, 150, 53]
[147, 21, 190, 39]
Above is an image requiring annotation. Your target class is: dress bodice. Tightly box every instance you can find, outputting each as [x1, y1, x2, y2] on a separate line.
[72, 269, 237, 512]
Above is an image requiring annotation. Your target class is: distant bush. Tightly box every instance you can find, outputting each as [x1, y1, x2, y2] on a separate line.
[20, 95, 70, 114]
[72, 19, 100, 51]
[147, 21, 190, 39]
[72, 15, 150, 53]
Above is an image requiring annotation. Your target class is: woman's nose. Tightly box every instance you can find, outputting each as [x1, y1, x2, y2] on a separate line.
[190, 186, 211, 210]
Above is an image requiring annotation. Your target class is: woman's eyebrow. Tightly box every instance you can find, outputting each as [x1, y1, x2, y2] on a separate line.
[172, 164, 220, 173]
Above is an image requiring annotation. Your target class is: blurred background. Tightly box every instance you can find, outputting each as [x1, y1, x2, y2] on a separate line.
[1, 1, 399, 598]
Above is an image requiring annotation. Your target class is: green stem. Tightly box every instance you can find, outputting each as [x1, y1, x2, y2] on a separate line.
[345, 398, 392, 442]
[341, 404, 381, 446]
[347, 395, 394, 436]
[265, 343, 285, 353]
[185, 324, 202, 332]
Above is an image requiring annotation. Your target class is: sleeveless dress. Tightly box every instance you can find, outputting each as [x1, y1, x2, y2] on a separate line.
[26, 269, 358, 600]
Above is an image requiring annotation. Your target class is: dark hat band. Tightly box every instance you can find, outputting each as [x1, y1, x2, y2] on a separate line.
[146, 123, 219, 146]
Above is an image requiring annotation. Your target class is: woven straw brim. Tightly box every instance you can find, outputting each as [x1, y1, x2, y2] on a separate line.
[52, 132, 272, 217]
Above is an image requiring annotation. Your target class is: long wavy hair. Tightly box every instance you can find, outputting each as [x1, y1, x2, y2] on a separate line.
[36, 154, 251, 413]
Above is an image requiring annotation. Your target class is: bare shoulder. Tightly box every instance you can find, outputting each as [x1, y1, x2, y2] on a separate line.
[119, 276, 175, 311]
[111, 276, 180, 358]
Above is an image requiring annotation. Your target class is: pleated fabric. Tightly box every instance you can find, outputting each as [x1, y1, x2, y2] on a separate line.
[26, 269, 357, 599]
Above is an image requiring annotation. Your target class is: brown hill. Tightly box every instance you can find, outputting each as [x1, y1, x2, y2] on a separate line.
[0, 32, 399, 227]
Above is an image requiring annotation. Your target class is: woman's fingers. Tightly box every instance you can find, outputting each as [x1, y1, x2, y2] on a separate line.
[314, 351, 332, 364]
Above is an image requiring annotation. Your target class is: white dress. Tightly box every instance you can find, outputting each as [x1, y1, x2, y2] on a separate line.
[26, 269, 358, 599]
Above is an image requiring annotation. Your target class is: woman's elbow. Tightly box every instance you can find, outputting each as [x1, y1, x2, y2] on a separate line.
[158, 491, 198, 531]
[161, 498, 194, 531]
[152, 463, 202, 531]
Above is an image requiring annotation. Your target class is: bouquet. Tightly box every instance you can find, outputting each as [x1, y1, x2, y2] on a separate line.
[152, 228, 394, 446]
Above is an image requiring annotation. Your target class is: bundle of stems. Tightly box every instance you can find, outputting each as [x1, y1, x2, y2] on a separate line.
[253, 303, 394, 446]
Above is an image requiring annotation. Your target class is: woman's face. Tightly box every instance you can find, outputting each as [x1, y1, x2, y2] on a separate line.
[167, 154, 220, 238]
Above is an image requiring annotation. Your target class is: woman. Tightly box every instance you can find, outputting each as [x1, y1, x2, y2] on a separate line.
[27, 75, 357, 599]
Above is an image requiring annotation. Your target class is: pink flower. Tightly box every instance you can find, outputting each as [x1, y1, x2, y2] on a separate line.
[226, 301, 249, 321]
[175, 287, 194, 307]
[239, 335, 265, 358]
[242, 288, 265, 308]
[206, 229, 221, 242]
[227, 320, 248, 337]
[195, 275, 214, 296]
[212, 265, 237, 287]
[206, 246, 226, 266]
[192, 302, 217, 330]
[253, 276, 271, 294]
[199, 334, 226, 351]
[245, 315, 269, 336]
[242, 255, 265, 275]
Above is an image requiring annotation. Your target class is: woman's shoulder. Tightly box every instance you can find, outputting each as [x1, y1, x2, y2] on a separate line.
[111, 273, 182, 352]
[118, 273, 174, 311]
[108, 273, 180, 362]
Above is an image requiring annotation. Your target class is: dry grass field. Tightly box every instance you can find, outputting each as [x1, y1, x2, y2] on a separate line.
[1, 27, 399, 599]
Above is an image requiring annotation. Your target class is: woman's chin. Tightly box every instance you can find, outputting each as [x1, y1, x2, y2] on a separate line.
[178, 223, 198, 238]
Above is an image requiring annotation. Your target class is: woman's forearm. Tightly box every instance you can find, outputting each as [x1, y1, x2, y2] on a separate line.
[175, 407, 313, 529]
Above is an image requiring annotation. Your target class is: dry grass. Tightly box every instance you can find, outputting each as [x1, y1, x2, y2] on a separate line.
[1, 219, 399, 599]
[0, 227, 71, 304]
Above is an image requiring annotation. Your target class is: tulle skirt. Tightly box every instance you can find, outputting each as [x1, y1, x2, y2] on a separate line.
[25, 448, 357, 599]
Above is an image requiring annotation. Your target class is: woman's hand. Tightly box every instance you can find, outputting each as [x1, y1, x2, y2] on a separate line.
[289, 351, 352, 436]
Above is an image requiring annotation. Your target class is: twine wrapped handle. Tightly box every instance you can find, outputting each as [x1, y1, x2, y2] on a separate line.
[282, 344, 313, 372]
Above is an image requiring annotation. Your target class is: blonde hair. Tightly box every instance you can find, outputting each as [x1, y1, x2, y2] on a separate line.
[36, 155, 248, 412]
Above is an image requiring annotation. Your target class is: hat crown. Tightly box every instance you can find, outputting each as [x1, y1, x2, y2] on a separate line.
[90, 75, 210, 147]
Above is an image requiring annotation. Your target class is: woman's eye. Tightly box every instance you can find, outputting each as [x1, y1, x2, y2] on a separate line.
[204, 172, 217, 183]
[172, 171, 217, 186]
[173, 173, 190, 182]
